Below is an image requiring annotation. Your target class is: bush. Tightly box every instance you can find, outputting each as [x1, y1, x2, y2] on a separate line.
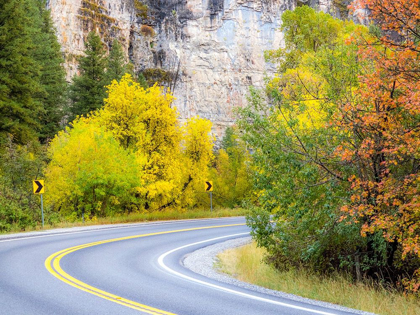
[0, 137, 46, 231]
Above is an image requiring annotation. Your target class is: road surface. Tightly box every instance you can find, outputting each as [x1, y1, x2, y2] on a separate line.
[0, 217, 360, 315]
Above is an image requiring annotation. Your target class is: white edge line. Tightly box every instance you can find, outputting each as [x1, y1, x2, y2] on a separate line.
[0, 217, 241, 243]
[157, 233, 340, 315]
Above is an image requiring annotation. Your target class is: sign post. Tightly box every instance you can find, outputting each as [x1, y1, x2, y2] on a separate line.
[205, 181, 213, 211]
[41, 194, 44, 228]
[33, 180, 45, 228]
[210, 191, 213, 212]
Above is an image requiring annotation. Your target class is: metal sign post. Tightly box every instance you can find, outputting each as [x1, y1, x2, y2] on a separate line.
[33, 180, 45, 228]
[41, 194, 44, 228]
[205, 181, 213, 212]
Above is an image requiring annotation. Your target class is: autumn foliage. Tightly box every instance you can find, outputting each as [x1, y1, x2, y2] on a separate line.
[340, 0, 420, 291]
[240, 4, 420, 293]
[46, 75, 214, 218]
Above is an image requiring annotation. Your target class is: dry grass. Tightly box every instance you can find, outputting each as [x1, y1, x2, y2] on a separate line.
[4, 208, 247, 234]
[217, 242, 420, 315]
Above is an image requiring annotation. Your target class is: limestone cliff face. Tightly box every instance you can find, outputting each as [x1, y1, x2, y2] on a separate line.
[48, 0, 135, 78]
[140, 0, 292, 136]
[48, 0, 355, 137]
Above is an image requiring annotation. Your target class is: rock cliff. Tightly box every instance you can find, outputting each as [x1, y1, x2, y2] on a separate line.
[48, 0, 359, 137]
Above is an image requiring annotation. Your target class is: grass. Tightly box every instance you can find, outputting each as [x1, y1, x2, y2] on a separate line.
[216, 242, 420, 315]
[3, 208, 247, 234]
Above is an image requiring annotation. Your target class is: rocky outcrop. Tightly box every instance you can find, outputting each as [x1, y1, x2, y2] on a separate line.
[48, 0, 135, 77]
[143, 0, 294, 136]
[48, 0, 356, 138]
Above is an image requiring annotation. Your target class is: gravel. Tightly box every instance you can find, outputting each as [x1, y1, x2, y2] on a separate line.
[182, 237, 377, 315]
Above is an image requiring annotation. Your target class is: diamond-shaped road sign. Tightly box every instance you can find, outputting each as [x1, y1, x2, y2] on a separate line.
[33, 180, 45, 194]
[205, 181, 213, 192]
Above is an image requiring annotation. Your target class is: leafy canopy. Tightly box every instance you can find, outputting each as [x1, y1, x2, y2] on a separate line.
[47, 74, 214, 216]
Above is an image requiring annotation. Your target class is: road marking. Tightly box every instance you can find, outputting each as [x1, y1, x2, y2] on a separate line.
[45, 223, 245, 314]
[0, 217, 241, 243]
[157, 235, 341, 315]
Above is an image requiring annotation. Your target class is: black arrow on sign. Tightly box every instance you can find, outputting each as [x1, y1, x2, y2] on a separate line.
[205, 181, 212, 191]
[34, 180, 44, 194]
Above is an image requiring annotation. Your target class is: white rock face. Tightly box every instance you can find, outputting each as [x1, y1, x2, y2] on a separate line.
[48, 0, 135, 78]
[50, 0, 346, 138]
[150, 0, 292, 136]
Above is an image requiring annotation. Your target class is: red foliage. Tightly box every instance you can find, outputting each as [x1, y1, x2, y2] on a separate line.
[339, 0, 420, 291]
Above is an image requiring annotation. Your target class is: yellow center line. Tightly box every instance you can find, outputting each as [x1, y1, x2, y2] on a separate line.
[45, 223, 245, 314]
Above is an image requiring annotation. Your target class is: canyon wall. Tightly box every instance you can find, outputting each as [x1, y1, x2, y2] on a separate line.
[48, 0, 354, 137]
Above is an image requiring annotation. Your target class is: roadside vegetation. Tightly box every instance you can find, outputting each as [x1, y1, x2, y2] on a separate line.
[4, 208, 246, 234]
[1, 0, 420, 307]
[217, 242, 420, 315]
[0, 0, 251, 233]
[237, 1, 420, 297]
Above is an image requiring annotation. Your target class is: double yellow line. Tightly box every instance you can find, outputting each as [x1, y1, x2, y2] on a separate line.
[45, 223, 244, 314]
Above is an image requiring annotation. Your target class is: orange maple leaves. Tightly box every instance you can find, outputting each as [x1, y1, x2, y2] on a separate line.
[339, 0, 420, 291]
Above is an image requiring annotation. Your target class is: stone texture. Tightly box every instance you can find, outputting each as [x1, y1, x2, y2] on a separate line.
[147, 0, 293, 137]
[48, 0, 135, 78]
[48, 0, 354, 138]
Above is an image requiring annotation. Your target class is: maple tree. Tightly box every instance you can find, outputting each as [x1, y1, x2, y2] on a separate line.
[240, 5, 420, 287]
[338, 0, 420, 291]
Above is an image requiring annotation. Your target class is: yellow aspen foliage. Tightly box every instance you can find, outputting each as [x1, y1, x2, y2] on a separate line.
[100, 74, 214, 210]
[183, 116, 214, 175]
[268, 58, 329, 132]
[98, 74, 183, 210]
[211, 129, 252, 208]
[181, 116, 215, 206]
[46, 74, 215, 215]
[45, 117, 140, 219]
[99, 74, 176, 149]
[266, 19, 369, 135]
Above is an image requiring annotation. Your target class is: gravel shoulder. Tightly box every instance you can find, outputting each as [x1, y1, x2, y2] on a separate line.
[182, 236, 376, 315]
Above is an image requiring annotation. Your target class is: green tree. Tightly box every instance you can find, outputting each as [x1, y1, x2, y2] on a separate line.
[0, 0, 42, 145]
[137, 72, 149, 89]
[104, 39, 132, 85]
[221, 126, 236, 154]
[45, 117, 140, 219]
[239, 7, 389, 277]
[0, 136, 47, 231]
[265, 5, 342, 73]
[211, 126, 252, 208]
[69, 31, 107, 119]
[32, 0, 67, 142]
[240, 87, 360, 272]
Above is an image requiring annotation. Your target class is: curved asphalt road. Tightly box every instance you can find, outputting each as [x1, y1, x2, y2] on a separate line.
[0, 217, 358, 315]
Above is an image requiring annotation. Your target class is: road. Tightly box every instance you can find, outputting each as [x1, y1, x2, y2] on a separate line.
[0, 217, 360, 315]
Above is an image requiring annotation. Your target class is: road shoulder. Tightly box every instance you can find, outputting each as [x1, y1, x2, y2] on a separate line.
[182, 237, 376, 315]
